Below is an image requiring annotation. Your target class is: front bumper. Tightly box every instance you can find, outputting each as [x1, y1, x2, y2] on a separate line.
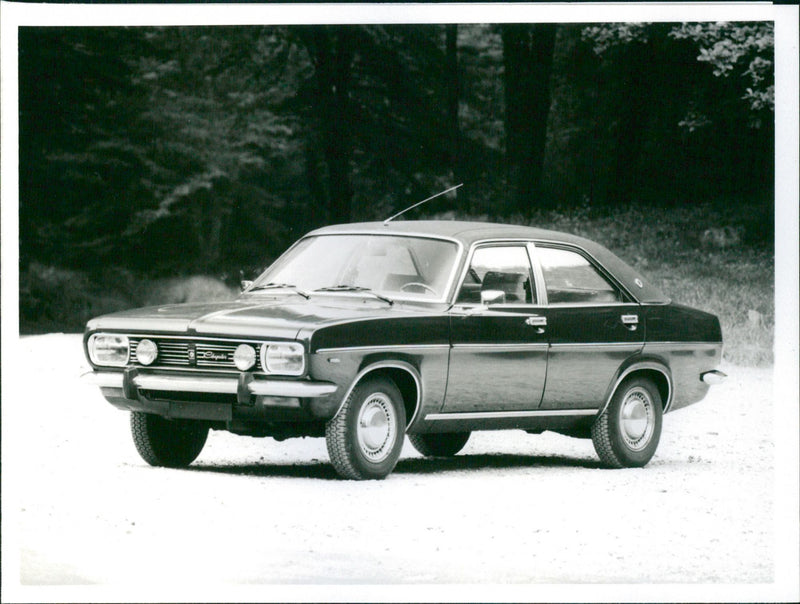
[85, 369, 339, 422]
[88, 370, 337, 398]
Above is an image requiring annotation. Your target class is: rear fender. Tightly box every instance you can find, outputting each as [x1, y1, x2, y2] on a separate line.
[598, 357, 673, 416]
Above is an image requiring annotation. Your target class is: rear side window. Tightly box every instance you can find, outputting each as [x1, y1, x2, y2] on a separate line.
[537, 247, 622, 305]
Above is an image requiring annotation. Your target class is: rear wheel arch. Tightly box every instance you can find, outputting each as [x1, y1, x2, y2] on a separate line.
[601, 362, 672, 416]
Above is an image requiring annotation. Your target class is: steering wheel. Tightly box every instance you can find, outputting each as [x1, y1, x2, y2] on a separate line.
[400, 282, 438, 296]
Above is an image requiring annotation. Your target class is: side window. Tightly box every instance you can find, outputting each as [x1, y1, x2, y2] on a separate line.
[536, 247, 622, 305]
[456, 246, 535, 304]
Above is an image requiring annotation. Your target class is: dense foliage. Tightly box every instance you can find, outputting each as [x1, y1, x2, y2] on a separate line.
[19, 22, 774, 278]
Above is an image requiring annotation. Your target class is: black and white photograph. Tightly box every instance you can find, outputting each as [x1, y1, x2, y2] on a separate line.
[1, 1, 798, 602]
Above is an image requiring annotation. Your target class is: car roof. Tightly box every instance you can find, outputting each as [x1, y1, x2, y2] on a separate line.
[307, 220, 669, 304]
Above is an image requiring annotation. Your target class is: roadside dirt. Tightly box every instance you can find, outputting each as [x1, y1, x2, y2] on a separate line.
[2, 334, 790, 601]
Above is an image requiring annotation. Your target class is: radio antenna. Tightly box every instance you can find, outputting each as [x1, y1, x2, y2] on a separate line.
[383, 183, 463, 225]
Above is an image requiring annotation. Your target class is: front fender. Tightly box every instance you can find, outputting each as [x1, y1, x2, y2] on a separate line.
[307, 345, 450, 426]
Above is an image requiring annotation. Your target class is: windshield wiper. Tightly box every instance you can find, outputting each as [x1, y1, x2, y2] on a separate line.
[248, 282, 309, 299]
[314, 285, 394, 305]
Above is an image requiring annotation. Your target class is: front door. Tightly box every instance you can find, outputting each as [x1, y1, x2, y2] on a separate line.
[443, 244, 548, 413]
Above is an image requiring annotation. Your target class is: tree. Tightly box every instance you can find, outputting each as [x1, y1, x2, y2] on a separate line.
[294, 26, 357, 224]
[501, 23, 558, 214]
[669, 22, 774, 127]
[293, 25, 456, 223]
[445, 24, 462, 183]
[123, 27, 309, 270]
[18, 27, 154, 267]
[580, 21, 774, 203]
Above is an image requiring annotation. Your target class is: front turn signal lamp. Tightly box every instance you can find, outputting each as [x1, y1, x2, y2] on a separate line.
[261, 342, 305, 376]
[88, 334, 130, 367]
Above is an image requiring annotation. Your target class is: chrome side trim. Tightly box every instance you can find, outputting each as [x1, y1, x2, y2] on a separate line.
[425, 409, 596, 421]
[644, 341, 722, 349]
[85, 371, 337, 398]
[315, 344, 450, 354]
[598, 362, 673, 416]
[451, 343, 549, 352]
[332, 360, 423, 429]
[549, 342, 643, 351]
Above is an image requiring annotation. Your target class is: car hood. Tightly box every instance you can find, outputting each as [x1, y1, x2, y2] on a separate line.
[85, 296, 431, 340]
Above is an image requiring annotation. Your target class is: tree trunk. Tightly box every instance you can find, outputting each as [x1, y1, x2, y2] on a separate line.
[501, 23, 557, 214]
[445, 25, 461, 178]
[307, 27, 356, 224]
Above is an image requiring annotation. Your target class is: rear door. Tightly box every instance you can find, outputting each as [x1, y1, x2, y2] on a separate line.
[531, 244, 644, 410]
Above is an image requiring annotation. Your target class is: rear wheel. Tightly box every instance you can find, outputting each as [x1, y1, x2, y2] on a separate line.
[408, 432, 471, 457]
[130, 412, 209, 468]
[325, 377, 406, 480]
[591, 377, 662, 468]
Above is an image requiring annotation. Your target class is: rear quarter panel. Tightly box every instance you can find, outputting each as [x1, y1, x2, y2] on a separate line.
[643, 303, 724, 411]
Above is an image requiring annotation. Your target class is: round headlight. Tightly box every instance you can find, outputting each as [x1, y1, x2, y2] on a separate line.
[233, 344, 256, 371]
[136, 339, 158, 366]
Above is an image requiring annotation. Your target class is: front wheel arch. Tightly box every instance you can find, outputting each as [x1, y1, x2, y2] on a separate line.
[333, 362, 421, 429]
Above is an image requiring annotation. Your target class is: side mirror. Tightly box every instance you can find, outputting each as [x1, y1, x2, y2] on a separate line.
[240, 280, 253, 292]
[480, 290, 505, 305]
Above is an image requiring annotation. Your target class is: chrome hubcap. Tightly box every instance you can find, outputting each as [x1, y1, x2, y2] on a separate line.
[619, 387, 654, 451]
[357, 393, 397, 463]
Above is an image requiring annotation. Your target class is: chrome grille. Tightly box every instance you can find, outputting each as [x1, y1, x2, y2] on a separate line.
[130, 337, 262, 371]
[196, 343, 235, 368]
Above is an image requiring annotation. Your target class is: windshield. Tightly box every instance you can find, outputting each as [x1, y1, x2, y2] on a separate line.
[250, 234, 460, 302]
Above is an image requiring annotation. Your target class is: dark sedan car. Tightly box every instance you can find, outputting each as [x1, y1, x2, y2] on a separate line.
[84, 220, 726, 479]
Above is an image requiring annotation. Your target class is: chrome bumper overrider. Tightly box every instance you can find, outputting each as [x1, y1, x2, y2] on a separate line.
[87, 371, 337, 398]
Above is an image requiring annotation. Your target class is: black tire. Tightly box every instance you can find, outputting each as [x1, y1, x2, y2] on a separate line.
[325, 377, 406, 480]
[130, 411, 209, 468]
[408, 432, 471, 457]
[591, 377, 663, 468]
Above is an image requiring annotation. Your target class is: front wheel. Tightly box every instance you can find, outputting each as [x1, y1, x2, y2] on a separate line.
[408, 432, 471, 457]
[131, 412, 209, 468]
[325, 377, 406, 480]
[591, 377, 663, 468]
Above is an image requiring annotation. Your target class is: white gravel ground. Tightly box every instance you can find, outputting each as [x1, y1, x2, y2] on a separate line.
[2, 334, 798, 602]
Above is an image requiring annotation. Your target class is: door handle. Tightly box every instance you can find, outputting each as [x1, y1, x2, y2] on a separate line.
[525, 316, 547, 334]
[621, 314, 639, 331]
